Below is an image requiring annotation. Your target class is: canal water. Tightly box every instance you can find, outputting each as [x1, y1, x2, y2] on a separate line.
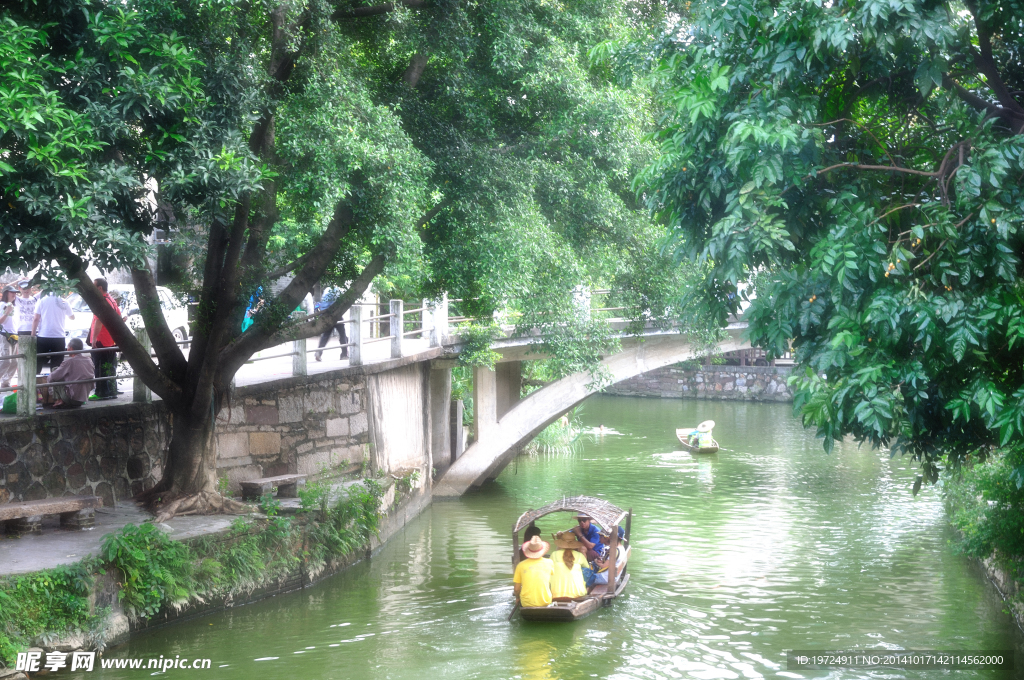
[94, 397, 1021, 679]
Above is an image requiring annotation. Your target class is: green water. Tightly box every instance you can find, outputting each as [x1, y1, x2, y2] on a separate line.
[93, 397, 1021, 679]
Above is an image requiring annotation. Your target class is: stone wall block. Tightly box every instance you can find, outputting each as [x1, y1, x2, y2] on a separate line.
[326, 418, 349, 437]
[297, 450, 335, 476]
[305, 389, 335, 415]
[218, 433, 249, 460]
[349, 413, 368, 436]
[278, 393, 304, 423]
[249, 432, 281, 456]
[336, 392, 361, 415]
[245, 404, 280, 425]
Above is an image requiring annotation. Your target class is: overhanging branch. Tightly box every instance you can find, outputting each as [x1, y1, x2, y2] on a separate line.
[332, 0, 425, 20]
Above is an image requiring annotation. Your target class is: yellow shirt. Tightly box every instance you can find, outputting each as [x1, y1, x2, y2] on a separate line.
[513, 557, 553, 607]
[549, 549, 587, 599]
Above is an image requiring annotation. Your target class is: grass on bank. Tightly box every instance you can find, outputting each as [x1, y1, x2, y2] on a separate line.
[946, 446, 1024, 595]
[0, 480, 383, 667]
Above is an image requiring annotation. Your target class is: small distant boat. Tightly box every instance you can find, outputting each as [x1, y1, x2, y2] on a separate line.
[513, 496, 632, 622]
[676, 428, 720, 454]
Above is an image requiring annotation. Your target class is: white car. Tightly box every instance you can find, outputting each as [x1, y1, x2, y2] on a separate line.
[65, 284, 191, 345]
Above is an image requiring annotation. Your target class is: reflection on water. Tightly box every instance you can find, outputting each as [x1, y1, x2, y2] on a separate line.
[90, 397, 1021, 680]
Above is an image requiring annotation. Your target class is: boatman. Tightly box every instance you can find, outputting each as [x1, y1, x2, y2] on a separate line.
[688, 420, 715, 448]
[513, 536, 553, 608]
[570, 513, 602, 562]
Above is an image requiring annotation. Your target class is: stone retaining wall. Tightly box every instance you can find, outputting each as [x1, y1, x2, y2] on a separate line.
[604, 363, 794, 401]
[0, 356, 435, 503]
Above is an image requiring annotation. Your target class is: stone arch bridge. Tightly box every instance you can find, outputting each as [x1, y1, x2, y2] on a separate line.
[433, 323, 749, 497]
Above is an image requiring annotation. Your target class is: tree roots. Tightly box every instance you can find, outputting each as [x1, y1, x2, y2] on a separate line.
[153, 491, 254, 523]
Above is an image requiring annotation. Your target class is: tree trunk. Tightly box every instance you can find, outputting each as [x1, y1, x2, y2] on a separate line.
[162, 404, 218, 497]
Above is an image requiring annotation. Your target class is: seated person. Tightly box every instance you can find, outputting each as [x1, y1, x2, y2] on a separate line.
[46, 338, 95, 408]
[569, 513, 602, 561]
[591, 529, 628, 586]
[513, 536, 553, 608]
[549, 531, 588, 600]
[517, 524, 543, 562]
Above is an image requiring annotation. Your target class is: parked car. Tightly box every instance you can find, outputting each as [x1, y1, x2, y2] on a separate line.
[65, 285, 191, 345]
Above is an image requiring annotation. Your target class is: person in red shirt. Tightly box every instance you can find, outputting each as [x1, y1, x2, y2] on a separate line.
[87, 278, 121, 399]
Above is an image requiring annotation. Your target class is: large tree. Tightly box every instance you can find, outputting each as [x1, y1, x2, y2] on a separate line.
[637, 0, 1024, 476]
[2, 0, 677, 515]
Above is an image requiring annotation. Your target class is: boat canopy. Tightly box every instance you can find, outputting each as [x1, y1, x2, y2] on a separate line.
[514, 495, 627, 533]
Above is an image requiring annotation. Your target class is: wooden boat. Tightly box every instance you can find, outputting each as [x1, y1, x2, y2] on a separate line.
[512, 496, 632, 622]
[676, 428, 720, 454]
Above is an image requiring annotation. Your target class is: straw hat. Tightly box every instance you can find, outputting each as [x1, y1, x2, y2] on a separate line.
[575, 513, 592, 521]
[521, 535, 549, 558]
[553, 531, 583, 550]
[697, 420, 715, 433]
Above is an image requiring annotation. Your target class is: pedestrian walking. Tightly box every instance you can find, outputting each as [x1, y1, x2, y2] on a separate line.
[87, 278, 121, 400]
[0, 286, 19, 389]
[313, 286, 348, 361]
[13, 280, 37, 336]
[32, 292, 75, 370]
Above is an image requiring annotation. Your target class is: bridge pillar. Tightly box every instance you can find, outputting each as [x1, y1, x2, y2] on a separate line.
[495, 361, 522, 419]
[429, 363, 453, 476]
[472, 365, 498, 445]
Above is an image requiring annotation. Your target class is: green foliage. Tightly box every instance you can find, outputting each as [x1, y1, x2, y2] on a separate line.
[305, 480, 383, 572]
[0, 564, 96, 665]
[947, 447, 1024, 578]
[0, 479, 385, 664]
[455, 322, 502, 369]
[636, 0, 1024, 473]
[100, 523, 193, 618]
[525, 405, 587, 456]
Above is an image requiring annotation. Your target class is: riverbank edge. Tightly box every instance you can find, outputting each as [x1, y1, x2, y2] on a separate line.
[943, 473, 1024, 631]
[0, 480, 431, 674]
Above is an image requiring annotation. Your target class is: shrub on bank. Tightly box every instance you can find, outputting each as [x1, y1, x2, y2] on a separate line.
[946, 446, 1024, 579]
[0, 480, 384, 666]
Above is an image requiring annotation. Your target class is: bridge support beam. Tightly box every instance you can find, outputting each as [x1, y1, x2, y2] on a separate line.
[429, 363, 453, 477]
[472, 365, 498, 445]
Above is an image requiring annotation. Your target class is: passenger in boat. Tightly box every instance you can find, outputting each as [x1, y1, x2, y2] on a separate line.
[549, 532, 588, 599]
[591, 529, 627, 587]
[517, 524, 544, 562]
[570, 513, 602, 561]
[689, 420, 715, 448]
[514, 536, 553, 608]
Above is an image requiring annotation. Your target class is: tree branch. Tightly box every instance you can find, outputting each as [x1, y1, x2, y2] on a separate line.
[268, 252, 387, 345]
[942, 74, 1024, 132]
[131, 265, 187, 381]
[969, 8, 1024, 117]
[403, 53, 428, 88]
[220, 201, 357, 368]
[417, 196, 452, 230]
[332, 0, 425, 20]
[63, 255, 182, 403]
[815, 162, 939, 178]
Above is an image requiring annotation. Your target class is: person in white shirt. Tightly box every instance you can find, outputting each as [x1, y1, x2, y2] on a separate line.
[14, 281, 38, 335]
[32, 293, 75, 370]
[0, 286, 18, 388]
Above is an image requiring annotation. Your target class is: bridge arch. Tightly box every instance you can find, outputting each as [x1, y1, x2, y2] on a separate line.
[433, 326, 749, 497]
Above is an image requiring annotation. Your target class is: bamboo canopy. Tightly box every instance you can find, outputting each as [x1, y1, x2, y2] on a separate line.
[514, 496, 627, 533]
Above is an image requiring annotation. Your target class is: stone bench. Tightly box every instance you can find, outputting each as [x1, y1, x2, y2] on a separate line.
[0, 495, 103, 536]
[239, 474, 307, 501]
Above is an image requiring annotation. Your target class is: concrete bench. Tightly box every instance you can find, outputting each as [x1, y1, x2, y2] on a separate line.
[0, 495, 103, 536]
[239, 474, 307, 501]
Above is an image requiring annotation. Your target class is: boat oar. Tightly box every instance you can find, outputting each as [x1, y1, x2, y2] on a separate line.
[507, 599, 521, 621]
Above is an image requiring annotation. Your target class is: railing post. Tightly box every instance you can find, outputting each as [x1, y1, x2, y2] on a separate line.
[350, 305, 363, 366]
[422, 298, 433, 345]
[16, 336, 36, 417]
[292, 336, 307, 376]
[133, 328, 152, 403]
[430, 294, 448, 347]
[390, 299, 404, 358]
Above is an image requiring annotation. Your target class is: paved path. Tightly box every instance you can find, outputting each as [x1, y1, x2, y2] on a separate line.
[1, 335, 435, 416]
[0, 503, 237, 575]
